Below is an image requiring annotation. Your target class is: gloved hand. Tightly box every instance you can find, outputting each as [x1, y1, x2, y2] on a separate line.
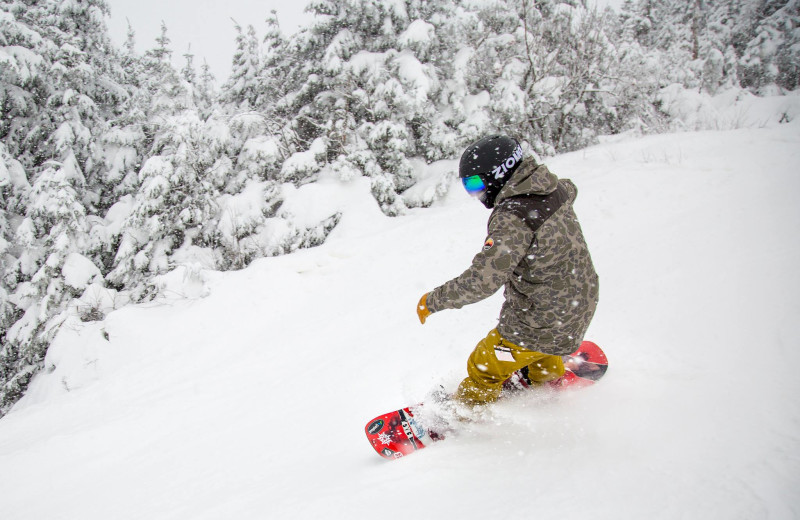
[417, 293, 431, 324]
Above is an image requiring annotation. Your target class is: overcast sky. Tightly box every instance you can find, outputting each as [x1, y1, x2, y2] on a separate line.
[105, 0, 313, 84]
[105, 0, 622, 86]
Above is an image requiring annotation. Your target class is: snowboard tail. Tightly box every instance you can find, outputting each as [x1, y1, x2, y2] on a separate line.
[502, 340, 607, 393]
[364, 340, 608, 460]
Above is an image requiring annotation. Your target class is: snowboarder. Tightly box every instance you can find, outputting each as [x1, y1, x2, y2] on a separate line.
[416, 135, 599, 408]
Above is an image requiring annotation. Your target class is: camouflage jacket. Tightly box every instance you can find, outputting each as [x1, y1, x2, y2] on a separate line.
[427, 159, 599, 356]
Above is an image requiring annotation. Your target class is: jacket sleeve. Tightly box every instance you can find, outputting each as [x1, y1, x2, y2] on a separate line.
[426, 211, 534, 313]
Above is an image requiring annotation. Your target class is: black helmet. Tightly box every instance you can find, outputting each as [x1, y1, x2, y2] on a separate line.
[459, 135, 523, 208]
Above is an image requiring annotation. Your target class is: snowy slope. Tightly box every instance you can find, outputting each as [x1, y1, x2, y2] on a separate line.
[1, 119, 799, 519]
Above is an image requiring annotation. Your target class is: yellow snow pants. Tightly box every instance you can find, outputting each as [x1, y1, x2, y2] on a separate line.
[455, 329, 565, 406]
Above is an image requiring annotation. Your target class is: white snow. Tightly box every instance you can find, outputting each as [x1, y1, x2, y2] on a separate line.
[658, 85, 800, 130]
[0, 155, 9, 188]
[279, 137, 326, 181]
[398, 19, 435, 47]
[1, 118, 799, 518]
[102, 195, 135, 237]
[278, 172, 369, 230]
[0, 45, 44, 82]
[238, 136, 282, 169]
[216, 180, 271, 244]
[395, 50, 436, 101]
[347, 50, 387, 77]
[401, 158, 456, 208]
[61, 252, 102, 291]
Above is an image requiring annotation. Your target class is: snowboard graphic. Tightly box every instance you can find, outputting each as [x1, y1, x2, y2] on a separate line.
[364, 340, 608, 460]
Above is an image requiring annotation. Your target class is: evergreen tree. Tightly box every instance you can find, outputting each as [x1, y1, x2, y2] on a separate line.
[263, 0, 459, 213]
[0, 0, 130, 414]
[622, 0, 798, 92]
[2, 154, 91, 414]
[223, 22, 262, 110]
[741, 0, 800, 91]
[464, 0, 626, 153]
[257, 10, 286, 107]
[196, 60, 217, 120]
[182, 45, 197, 85]
[106, 25, 221, 296]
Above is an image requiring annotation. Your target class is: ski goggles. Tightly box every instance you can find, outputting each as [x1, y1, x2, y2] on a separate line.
[461, 175, 487, 195]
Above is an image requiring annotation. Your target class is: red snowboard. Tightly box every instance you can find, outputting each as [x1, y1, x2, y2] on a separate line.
[365, 340, 608, 460]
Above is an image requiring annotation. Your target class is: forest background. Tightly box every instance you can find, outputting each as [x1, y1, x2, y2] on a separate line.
[1, 0, 798, 415]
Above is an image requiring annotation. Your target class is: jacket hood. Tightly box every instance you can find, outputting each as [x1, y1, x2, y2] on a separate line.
[495, 159, 559, 204]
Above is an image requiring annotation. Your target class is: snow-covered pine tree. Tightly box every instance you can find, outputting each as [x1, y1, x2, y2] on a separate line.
[181, 45, 197, 85]
[195, 60, 218, 121]
[614, 1, 669, 132]
[0, 0, 132, 415]
[261, 0, 459, 214]
[44, 0, 128, 210]
[2, 153, 95, 414]
[621, 0, 798, 93]
[95, 25, 145, 205]
[0, 144, 30, 350]
[740, 0, 800, 91]
[222, 22, 262, 110]
[462, 0, 624, 154]
[256, 10, 286, 110]
[105, 24, 223, 297]
[1, 0, 124, 174]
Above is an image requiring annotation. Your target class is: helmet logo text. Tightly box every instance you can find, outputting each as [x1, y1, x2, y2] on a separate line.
[491, 145, 524, 179]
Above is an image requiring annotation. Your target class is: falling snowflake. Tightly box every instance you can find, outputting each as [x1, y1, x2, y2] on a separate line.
[378, 432, 393, 445]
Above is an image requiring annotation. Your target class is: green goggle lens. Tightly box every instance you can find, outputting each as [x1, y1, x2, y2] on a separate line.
[462, 175, 486, 194]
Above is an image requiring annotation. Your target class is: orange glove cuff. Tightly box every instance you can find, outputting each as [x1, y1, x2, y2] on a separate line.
[417, 293, 432, 324]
